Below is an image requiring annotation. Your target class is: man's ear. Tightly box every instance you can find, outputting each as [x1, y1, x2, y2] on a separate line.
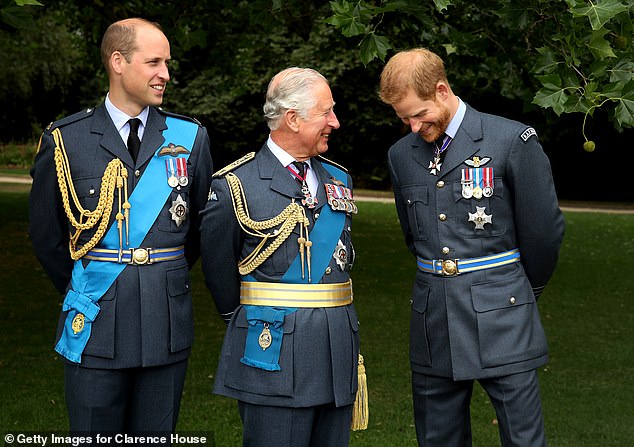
[284, 109, 300, 132]
[435, 81, 450, 101]
[110, 51, 125, 75]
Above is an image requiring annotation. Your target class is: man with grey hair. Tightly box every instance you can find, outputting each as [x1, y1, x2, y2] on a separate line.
[200, 67, 365, 446]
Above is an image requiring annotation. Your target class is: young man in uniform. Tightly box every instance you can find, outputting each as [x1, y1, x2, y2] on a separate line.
[380, 48, 565, 446]
[29, 18, 212, 436]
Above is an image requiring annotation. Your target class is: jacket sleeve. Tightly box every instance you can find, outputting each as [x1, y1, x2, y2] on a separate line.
[507, 132, 565, 298]
[184, 125, 213, 269]
[28, 131, 74, 294]
[199, 176, 242, 323]
[388, 148, 417, 256]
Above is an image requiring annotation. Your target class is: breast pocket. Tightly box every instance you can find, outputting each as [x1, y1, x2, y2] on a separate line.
[452, 177, 508, 238]
[401, 184, 430, 241]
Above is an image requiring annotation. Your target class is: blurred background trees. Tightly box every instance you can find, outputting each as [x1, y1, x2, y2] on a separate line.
[2, 0, 632, 200]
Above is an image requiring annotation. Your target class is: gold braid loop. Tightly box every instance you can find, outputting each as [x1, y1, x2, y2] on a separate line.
[225, 172, 311, 277]
[52, 128, 129, 260]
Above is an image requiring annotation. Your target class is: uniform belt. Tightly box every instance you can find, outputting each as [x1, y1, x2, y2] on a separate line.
[240, 280, 353, 308]
[84, 246, 185, 265]
[417, 249, 520, 276]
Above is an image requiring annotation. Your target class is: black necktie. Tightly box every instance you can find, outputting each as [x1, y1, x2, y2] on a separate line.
[292, 161, 307, 183]
[127, 118, 141, 162]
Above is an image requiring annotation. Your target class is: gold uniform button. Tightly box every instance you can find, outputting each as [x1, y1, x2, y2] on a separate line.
[510, 296, 516, 305]
[442, 247, 450, 255]
[325, 266, 332, 275]
[439, 213, 447, 221]
[436, 180, 445, 188]
[135, 169, 141, 177]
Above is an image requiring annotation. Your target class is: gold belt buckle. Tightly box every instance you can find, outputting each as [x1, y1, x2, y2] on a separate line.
[130, 248, 152, 265]
[441, 259, 458, 276]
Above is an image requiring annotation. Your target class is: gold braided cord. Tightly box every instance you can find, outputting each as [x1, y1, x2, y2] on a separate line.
[225, 172, 310, 276]
[51, 128, 128, 260]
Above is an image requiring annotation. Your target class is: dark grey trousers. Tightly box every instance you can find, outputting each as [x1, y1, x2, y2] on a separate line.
[412, 369, 547, 447]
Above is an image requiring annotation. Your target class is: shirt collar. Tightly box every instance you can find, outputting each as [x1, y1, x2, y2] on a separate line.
[266, 135, 313, 170]
[105, 93, 149, 137]
[444, 97, 466, 140]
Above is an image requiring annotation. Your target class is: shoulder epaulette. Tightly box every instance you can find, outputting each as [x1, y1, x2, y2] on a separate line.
[519, 127, 538, 143]
[157, 107, 202, 126]
[316, 155, 348, 173]
[213, 152, 256, 178]
[46, 107, 96, 133]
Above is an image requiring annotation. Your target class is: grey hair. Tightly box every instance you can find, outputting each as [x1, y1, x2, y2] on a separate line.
[263, 67, 328, 130]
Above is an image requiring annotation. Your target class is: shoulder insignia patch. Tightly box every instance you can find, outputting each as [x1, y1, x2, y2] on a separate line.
[213, 152, 256, 177]
[316, 155, 348, 173]
[520, 127, 537, 142]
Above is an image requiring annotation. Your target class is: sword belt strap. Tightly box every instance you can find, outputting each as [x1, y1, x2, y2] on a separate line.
[84, 245, 185, 265]
[240, 280, 353, 308]
[417, 249, 520, 276]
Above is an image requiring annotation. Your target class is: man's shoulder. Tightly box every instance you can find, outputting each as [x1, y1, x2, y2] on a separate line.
[213, 152, 257, 178]
[45, 107, 98, 133]
[315, 155, 348, 173]
[474, 108, 539, 144]
[156, 108, 203, 127]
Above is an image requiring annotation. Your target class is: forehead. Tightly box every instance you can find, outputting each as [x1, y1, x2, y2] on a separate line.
[310, 81, 334, 109]
[392, 90, 435, 118]
[133, 25, 170, 56]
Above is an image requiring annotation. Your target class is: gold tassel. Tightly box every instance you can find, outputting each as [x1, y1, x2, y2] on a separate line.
[351, 353, 368, 431]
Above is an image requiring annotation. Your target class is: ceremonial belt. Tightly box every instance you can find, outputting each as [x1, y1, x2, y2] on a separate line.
[240, 280, 353, 308]
[84, 246, 185, 265]
[417, 249, 520, 276]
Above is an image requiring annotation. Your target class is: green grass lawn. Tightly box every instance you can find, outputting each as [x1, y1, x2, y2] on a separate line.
[1, 188, 633, 446]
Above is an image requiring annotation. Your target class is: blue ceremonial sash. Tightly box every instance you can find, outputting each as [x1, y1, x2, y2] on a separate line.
[241, 162, 349, 370]
[55, 117, 198, 363]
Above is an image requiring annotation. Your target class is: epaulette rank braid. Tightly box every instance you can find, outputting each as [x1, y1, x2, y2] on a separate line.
[213, 152, 256, 178]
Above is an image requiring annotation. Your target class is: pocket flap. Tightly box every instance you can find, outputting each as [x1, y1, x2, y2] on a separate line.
[471, 277, 533, 312]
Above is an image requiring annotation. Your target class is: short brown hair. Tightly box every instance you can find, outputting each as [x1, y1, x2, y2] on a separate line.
[379, 48, 448, 105]
[100, 18, 162, 73]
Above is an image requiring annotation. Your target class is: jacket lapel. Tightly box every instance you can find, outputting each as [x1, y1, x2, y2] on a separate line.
[259, 145, 303, 200]
[135, 108, 167, 168]
[92, 105, 135, 168]
[439, 105, 484, 179]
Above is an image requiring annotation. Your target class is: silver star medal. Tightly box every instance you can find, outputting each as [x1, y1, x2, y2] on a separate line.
[333, 239, 347, 271]
[468, 206, 492, 230]
[169, 194, 188, 227]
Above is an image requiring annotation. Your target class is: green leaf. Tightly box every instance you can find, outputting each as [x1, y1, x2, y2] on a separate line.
[433, 0, 455, 12]
[325, 0, 368, 37]
[359, 33, 391, 66]
[533, 74, 569, 115]
[15, 0, 43, 5]
[588, 28, 617, 59]
[570, 0, 629, 31]
[533, 47, 560, 74]
[614, 97, 634, 127]
[609, 59, 634, 83]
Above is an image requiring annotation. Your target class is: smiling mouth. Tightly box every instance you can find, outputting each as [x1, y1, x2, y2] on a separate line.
[151, 85, 165, 92]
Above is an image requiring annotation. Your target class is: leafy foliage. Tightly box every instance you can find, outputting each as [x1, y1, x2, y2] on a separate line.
[325, 0, 634, 139]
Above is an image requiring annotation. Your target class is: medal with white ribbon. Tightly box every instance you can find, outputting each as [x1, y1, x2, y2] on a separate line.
[472, 168, 483, 200]
[166, 158, 179, 188]
[461, 168, 474, 199]
[482, 167, 494, 197]
[176, 157, 188, 186]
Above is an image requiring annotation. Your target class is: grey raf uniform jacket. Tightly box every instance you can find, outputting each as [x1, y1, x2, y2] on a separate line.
[387, 104, 565, 380]
[200, 145, 360, 408]
[29, 104, 213, 369]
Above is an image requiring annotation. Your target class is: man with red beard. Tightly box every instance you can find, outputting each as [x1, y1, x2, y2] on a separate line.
[380, 48, 564, 447]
